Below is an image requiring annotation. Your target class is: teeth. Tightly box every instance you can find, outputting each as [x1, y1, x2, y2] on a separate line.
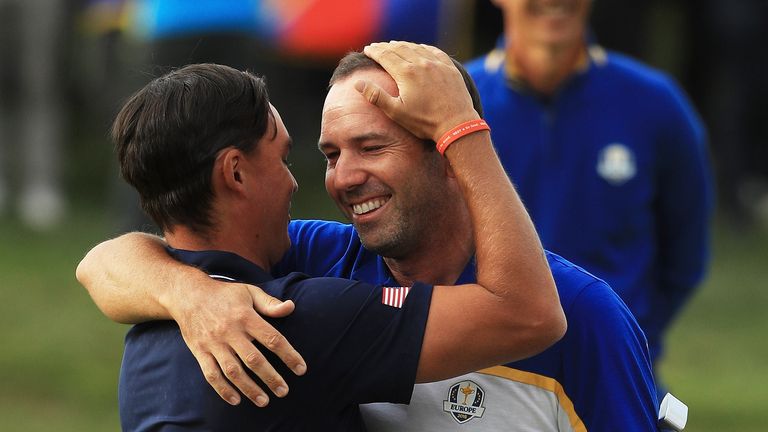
[352, 198, 386, 215]
[535, 2, 570, 16]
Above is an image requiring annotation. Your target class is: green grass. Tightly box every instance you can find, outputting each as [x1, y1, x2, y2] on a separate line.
[0, 208, 123, 432]
[659, 222, 768, 431]
[1, 206, 766, 431]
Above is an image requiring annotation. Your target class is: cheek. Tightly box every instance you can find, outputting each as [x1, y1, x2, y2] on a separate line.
[324, 169, 337, 198]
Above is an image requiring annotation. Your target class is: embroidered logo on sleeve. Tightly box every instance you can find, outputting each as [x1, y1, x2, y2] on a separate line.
[382, 286, 411, 308]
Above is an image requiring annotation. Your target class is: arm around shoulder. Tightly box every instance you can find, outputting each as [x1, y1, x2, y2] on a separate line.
[76, 231, 187, 323]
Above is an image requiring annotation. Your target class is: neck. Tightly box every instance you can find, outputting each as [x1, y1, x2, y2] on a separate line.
[505, 34, 587, 96]
[384, 202, 474, 287]
[165, 223, 271, 271]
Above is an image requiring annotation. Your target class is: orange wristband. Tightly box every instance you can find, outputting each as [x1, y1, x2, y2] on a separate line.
[436, 119, 490, 155]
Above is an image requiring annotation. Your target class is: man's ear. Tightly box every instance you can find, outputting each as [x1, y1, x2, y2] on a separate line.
[218, 148, 246, 192]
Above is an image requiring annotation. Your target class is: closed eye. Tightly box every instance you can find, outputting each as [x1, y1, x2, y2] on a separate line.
[362, 145, 386, 153]
[321, 150, 339, 166]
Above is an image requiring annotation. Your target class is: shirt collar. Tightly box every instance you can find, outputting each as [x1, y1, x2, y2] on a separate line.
[166, 246, 274, 285]
[486, 43, 607, 98]
[365, 253, 478, 287]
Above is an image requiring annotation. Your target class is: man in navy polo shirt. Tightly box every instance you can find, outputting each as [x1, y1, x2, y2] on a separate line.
[89, 45, 565, 431]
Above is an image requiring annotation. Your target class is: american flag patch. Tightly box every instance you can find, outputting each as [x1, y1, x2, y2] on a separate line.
[382, 286, 411, 308]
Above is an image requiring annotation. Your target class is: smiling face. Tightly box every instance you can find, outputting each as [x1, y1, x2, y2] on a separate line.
[496, 0, 591, 48]
[319, 69, 449, 258]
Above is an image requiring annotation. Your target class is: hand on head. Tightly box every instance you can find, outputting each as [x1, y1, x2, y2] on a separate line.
[357, 41, 481, 143]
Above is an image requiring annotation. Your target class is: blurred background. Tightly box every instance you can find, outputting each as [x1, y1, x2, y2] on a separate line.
[0, 0, 766, 430]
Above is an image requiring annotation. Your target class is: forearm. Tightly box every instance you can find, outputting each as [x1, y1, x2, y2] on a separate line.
[445, 130, 564, 337]
[75, 231, 209, 323]
[447, 135, 547, 292]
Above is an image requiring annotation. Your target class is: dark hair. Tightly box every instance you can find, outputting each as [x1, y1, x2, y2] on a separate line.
[113, 63, 273, 234]
[330, 51, 484, 118]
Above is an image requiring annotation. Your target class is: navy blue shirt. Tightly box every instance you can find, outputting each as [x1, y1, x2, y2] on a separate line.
[119, 248, 433, 431]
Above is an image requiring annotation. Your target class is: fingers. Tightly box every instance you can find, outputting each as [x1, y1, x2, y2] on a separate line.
[194, 351, 254, 406]
[248, 285, 307, 376]
[364, 41, 413, 65]
[364, 41, 450, 68]
[175, 283, 306, 407]
[183, 327, 273, 407]
[354, 79, 400, 117]
[230, 337, 286, 402]
[418, 43, 453, 66]
[360, 40, 477, 141]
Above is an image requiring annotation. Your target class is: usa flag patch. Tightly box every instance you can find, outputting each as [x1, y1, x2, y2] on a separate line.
[382, 286, 411, 308]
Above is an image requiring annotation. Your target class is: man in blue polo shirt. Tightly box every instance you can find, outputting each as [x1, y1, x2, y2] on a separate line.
[78, 48, 660, 429]
[87, 46, 565, 430]
[464, 0, 713, 399]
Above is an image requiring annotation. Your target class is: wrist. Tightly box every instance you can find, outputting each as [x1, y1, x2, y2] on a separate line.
[433, 111, 482, 142]
[436, 118, 490, 155]
[159, 270, 210, 321]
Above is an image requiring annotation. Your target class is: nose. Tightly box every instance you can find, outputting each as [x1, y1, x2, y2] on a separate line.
[290, 171, 299, 194]
[329, 151, 368, 192]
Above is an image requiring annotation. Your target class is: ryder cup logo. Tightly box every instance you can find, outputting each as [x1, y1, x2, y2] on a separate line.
[596, 143, 636, 185]
[443, 380, 486, 424]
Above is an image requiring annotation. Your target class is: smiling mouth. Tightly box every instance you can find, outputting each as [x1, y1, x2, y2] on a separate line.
[531, 1, 573, 17]
[352, 197, 389, 215]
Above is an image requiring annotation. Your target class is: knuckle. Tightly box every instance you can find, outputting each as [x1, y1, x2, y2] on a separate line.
[223, 363, 241, 378]
[261, 373, 282, 389]
[263, 332, 285, 351]
[266, 296, 282, 307]
[367, 88, 380, 105]
[208, 323, 227, 338]
[203, 369, 222, 384]
[244, 351, 265, 369]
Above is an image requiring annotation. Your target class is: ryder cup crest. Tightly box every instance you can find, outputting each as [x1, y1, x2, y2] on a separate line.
[443, 380, 486, 424]
[596, 143, 636, 185]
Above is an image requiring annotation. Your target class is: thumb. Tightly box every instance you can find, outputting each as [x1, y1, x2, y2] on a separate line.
[355, 79, 399, 115]
[248, 284, 295, 318]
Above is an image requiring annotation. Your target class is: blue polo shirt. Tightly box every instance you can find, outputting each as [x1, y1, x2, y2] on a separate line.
[274, 220, 660, 431]
[119, 247, 433, 431]
[464, 46, 713, 365]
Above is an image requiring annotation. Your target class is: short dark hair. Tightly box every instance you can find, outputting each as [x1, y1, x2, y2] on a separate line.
[113, 63, 273, 235]
[330, 51, 484, 118]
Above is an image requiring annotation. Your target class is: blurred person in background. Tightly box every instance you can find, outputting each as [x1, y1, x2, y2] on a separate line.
[0, 0, 68, 229]
[464, 0, 714, 401]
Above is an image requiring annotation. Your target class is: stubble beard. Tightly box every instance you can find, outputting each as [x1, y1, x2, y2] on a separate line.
[355, 203, 417, 259]
[356, 185, 445, 260]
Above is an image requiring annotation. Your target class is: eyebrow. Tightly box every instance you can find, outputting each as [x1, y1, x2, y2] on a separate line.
[317, 132, 389, 151]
